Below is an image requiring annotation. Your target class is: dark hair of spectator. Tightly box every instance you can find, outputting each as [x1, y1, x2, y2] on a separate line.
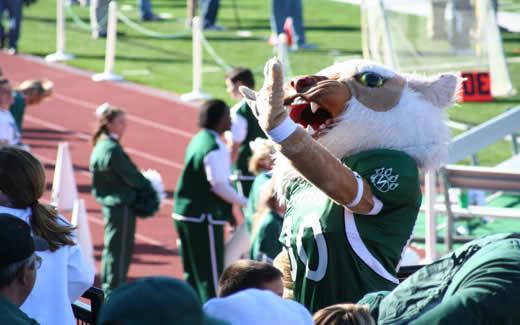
[0, 148, 76, 252]
[226, 67, 255, 89]
[92, 106, 126, 145]
[198, 99, 229, 130]
[313, 304, 375, 325]
[218, 260, 283, 297]
[0, 78, 9, 86]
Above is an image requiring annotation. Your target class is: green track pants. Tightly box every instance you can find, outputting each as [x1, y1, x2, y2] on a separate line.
[174, 219, 224, 303]
[101, 204, 136, 296]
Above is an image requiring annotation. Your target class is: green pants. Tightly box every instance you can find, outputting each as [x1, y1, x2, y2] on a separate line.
[101, 204, 136, 296]
[412, 237, 520, 325]
[174, 220, 224, 303]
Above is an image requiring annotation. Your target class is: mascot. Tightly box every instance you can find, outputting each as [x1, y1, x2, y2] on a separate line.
[241, 58, 460, 312]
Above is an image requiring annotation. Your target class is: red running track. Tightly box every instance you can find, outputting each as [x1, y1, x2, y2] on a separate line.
[1, 52, 202, 282]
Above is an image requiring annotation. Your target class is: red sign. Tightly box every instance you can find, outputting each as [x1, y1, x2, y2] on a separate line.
[461, 72, 492, 102]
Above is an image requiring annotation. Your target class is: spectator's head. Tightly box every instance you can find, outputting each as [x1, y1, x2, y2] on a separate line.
[248, 138, 275, 175]
[0, 78, 13, 110]
[0, 216, 44, 306]
[98, 277, 228, 325]
[225, 67, 255, 100]
[0, 147, 75, 251]
[204, 289, 313, 325]
[313, 304, 375, 325]
[92, 103, 127, 144]
[17, 79, 54, 105]
[198, 99, 231, 134]
[218, 260, 283, 297]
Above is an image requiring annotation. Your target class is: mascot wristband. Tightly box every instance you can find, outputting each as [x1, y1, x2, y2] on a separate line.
[267, 117, 298, 143]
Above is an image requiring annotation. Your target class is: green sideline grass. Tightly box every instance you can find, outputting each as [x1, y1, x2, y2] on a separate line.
[13, 0, 520, 165]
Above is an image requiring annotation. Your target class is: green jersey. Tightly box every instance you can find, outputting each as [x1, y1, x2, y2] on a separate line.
[249, 210, 283, 262]
[232, 101, 267, 196]
[0, 296, 39, 324]
[9, 91, 26, 132]
[280, 149, 421, 312]
[244, 172, 271, 234]
[174, 130, 232, 223]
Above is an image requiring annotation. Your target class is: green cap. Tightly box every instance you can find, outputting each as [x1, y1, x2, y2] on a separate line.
[98, 277, 228, 325]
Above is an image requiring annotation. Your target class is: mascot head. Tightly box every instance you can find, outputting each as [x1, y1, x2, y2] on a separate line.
[274, 60, 461, 197]
[282, 59, 461, 171]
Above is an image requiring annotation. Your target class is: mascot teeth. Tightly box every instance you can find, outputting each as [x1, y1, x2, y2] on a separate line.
[310, 102, 320, 113]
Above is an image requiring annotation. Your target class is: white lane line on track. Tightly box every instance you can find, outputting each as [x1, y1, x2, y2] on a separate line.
[35, 154, 178, 253]
[25, 115, 184, 170]
[53, 93, 195, 139]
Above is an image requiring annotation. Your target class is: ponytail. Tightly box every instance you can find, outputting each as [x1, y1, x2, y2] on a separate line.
[30, 202, 76, 252]
[92, 106, 125, 145]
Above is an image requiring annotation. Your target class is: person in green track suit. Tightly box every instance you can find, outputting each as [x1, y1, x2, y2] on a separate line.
[354, 233, 520, 325]
[249, 178, 284, 263]
[89, 104, 153, 296]
[225, 67, 267, 197]
[9, 79, 53, 133]
[173, 99, 248, 303]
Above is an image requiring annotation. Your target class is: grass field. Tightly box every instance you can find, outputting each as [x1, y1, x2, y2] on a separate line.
[12, 0, 520, 165]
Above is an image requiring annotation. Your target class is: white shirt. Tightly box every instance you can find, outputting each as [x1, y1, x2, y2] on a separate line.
[204, 130, 247, 207]
[0, 206, 95, 325]
[230, 101, 249, 144]
[0, 109, 20, 145]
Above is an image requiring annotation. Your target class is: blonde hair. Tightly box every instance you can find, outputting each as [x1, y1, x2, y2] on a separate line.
[248, 138, 275, 176]
[92, 106, 125, 145]
[0, 147, 75, 252]
[313, 304, 375, 325]
[17, 79, 53, 98]
[272, 251, 293, 299]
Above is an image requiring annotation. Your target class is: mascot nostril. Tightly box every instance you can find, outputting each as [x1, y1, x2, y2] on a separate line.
[244, 57, 460, 312]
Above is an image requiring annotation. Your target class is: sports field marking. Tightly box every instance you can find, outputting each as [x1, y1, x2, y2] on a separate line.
[52, 93, 195, 139]
[25, 115, 184, 170]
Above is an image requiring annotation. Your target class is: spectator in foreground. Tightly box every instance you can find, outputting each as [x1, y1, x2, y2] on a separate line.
[338, 233, 520, 324]
[98, 277, 228, 325]
[0, 216, 43, 325]
[313, 304, 375, 325]
[0, 147, 94, 325]
[225, 67, 266, 197]
[218, 260, 283, 297]
[173, 99, 247, 302]
[204, 288, 314, 325]
[90, 104, 154, 296]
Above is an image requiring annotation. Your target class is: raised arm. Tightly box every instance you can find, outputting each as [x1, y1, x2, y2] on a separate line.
[240, 59, 378, 214]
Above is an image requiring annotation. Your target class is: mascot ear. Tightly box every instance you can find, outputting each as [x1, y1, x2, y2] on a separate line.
[408, 73, 462, 109]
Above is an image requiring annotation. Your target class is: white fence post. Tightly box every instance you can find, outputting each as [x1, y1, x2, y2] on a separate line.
[424, 170, 438, 262]
[92, 1, 123, 82]
[276, 33, 291, 83]
[181, 16, 211, 102]
[45, 0, 75, 62]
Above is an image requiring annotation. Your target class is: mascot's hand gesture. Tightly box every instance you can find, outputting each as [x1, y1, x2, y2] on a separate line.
[239, 58, 287, 132]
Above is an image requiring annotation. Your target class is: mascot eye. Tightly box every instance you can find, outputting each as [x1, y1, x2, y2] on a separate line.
[355, 72, 386, 88]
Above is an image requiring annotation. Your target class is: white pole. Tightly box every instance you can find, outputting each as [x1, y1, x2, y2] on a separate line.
[92, 1, 123, 82]
[192, 16, 203, 94]
[424, 170, 438, 262]
[277, 33, 289, 83]
[45, 0, 75, 62]
[181, 16, 211, 102]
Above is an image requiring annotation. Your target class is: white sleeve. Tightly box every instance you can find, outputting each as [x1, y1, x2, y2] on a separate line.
[204, 149, 248, 206]
[0, 114, 12, 144]
[230, 113, 248, 143]
[67, 243, 95, 302]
